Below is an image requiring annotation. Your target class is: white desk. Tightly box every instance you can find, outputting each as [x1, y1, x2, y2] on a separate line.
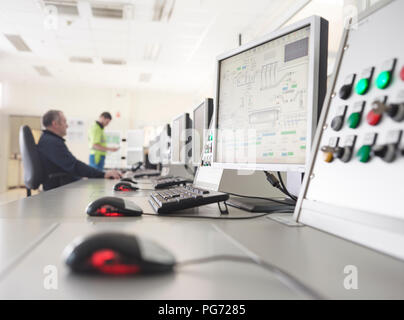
[0, 179, 403, 299]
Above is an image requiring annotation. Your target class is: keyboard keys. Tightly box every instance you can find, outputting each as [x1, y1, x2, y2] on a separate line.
[149, 186, 229, 214]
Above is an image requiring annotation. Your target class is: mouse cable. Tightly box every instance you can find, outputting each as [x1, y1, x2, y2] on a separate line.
[264, 171, 297, 202]
[142, 209, 294, 220]
[175, 254, 323, 300]
[225, 191, 295, 206]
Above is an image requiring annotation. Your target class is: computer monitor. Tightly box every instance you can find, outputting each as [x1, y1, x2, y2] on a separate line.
[148, 136, 161, 165]
[192, 98, 214, 166]
[171, 113, 192, 164]
[160, 123, 171, 165]
[213, 16, 328, 173]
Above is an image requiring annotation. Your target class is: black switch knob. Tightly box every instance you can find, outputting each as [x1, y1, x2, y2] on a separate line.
[331, 116, 344, 131]
[372, 144, 397, 163]
[339, 84, 353, 100]
[333, 146, 353, 163]
[386, 103, 404, 122]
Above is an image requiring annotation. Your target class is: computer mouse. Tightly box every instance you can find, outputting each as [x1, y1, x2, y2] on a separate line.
[86, 196, 143, 217]
[120, 177, 138, 184]
[113, 181, 138, 192]
[63, 232, 176, 275]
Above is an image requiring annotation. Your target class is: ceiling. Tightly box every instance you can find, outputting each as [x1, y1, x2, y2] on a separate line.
[0, 0, 345, 92]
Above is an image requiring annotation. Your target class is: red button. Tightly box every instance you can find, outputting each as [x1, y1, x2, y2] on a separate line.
[366, 109, 382, 126]
[400, 66, 404, 81]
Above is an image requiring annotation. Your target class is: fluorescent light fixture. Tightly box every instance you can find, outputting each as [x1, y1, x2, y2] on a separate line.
[102, 58, 126, 65]
[69, 56, 93, 63]
[34, 66, 52, 76]
[4, 34, 32, 52]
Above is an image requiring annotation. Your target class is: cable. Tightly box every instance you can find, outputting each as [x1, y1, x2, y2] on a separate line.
[264, 171, 297, 202]
[225, 191, 294, 206]
[176, 254, 323, 299]
[142, 209, 293, 220]
[277, 172, 298, 201]
[184, 164, 196, 177]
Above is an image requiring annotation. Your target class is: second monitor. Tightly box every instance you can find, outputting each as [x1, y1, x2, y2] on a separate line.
[171, 113, 192, 165]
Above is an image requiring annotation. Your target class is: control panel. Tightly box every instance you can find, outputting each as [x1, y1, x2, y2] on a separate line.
[200, 128, 214, 167]
[295, 0, 404, 260]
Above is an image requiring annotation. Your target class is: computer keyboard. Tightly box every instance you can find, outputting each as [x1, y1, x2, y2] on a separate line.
[149, 185, 229, 214]
[129, 169, 161, 178]
[152, 177, 192, 189]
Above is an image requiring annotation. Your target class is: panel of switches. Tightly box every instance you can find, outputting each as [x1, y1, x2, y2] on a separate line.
[295, 0, 404, 260]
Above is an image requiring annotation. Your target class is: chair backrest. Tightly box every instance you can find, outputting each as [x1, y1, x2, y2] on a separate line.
[19, 125, 44, 190]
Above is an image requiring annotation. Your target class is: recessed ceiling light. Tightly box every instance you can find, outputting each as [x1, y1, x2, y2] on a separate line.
[69, 56, 93, 63]
[4, 34, 31, 52]
[34, 66, 52, 77]
[102, 58, 126, 65]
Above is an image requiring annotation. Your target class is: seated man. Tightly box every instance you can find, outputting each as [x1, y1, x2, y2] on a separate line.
[38, 110, 121, 190]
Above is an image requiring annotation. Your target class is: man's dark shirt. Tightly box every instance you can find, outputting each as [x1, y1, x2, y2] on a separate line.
[38, 130, 104, 190]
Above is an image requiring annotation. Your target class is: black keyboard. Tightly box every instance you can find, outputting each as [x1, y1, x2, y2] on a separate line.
[152, 177, 192, 189]
[149, 185, 229, 214]
[130, 169, 161, 178]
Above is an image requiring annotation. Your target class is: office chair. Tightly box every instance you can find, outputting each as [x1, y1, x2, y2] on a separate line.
[19, 125, 67, 196]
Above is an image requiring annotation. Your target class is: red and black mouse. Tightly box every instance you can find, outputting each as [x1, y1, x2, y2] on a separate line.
[113, 181, 138, 192]
[86, 196, 143, 217]
[63, 232, 176, 275]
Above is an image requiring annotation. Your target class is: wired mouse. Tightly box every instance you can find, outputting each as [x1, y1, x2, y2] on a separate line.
[86, 196, 143, 217]
[113, 181, 138, 192]
[64, 232, 176, 275]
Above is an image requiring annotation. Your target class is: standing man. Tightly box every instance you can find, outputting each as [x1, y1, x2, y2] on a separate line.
[38, 110, 121, 191]
[88, 112, 119, 170]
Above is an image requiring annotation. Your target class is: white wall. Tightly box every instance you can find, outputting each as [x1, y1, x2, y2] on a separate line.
[0, 111, 9, 193]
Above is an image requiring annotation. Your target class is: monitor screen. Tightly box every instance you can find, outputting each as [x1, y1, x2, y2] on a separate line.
[171, 117, 181, 163]
[214, 22, 322, 172]
[192, 102, 205, 165]
[171, 113, 192, 164]
[160, 124, 171, 165]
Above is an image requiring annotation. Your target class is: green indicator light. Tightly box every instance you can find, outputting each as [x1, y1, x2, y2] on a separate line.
[356, 145, 371, 163]
[288, 152, 294, 156]
[376, 71, 391, 89]
[347, 112, 360, 129]
[355, 78, 369, 95]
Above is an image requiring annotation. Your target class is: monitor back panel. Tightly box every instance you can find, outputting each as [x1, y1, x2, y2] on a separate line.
[295, 0, 404, 260]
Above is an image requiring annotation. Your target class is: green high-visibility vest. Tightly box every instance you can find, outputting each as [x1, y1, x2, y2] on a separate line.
[89, 121, 107, 164]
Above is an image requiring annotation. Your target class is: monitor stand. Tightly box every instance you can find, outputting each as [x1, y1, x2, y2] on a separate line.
[223, 171, 303, 213]
[226, 196, 295, 213]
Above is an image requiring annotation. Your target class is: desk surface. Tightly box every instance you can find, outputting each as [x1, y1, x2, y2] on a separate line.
[0, 179, 403, 299]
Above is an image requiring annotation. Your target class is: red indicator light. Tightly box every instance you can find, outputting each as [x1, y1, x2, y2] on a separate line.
[400, 66, 404, 81]
[118, 186, 130, 191]
[91, 249, 140, 275]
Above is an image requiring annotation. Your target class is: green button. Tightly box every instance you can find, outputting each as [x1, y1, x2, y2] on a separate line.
[355, 78, 369, 95]
[356, 145, 371, 163]
[347, 112, 361, 129]
[376, 71, 391, 89]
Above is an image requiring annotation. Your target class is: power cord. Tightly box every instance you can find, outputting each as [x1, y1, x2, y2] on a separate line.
[176, 254, 323, 299]
[264, 171, 297, 202]
[142, 208, 293, 220]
